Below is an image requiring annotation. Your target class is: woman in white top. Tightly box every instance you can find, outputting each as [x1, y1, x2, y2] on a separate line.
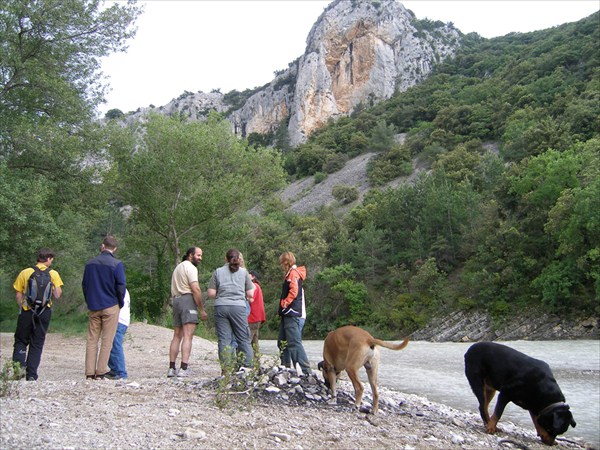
[107, 289, 130, 379]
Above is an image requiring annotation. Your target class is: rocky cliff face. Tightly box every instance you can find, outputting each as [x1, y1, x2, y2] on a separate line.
[123, 0, 461, 146]
[412, 311, 598, 342]
[286, 0, 459, 145]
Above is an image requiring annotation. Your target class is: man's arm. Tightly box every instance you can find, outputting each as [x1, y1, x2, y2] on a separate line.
[15, 291, 24, 309]
[190, 281, 207, 321]
[50, 271, 64, 299]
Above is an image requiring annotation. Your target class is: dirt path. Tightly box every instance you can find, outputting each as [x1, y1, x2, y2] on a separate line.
[0, 323, 590, 449]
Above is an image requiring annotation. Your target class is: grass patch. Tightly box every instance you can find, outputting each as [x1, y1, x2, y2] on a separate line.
[47, 311, 89, 336]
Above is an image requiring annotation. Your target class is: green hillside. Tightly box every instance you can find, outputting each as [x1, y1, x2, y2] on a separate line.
[256, 12, 600, 336]
[1, 2, 597, 338]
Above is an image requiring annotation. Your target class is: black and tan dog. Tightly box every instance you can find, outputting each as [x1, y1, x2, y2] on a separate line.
[318, 325, 409, 414]
[464, 342, 576, 445]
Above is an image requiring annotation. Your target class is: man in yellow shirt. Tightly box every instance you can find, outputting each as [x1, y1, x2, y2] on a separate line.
[12, 248, 63, 381]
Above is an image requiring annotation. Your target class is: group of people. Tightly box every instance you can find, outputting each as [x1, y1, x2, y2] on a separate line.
[12, 236, 130, 381]
[168, 247, 310, 376]
[12, 238, 310, 381]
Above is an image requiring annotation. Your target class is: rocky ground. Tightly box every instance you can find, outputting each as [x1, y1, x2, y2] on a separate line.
[0, 323, 594, 449]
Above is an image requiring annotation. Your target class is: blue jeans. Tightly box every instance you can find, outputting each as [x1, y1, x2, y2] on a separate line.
[230, 301, 251, 349]
[278, 316, 311, 374]
[215, 305, 254, 368]
[108, 323, 128, 378]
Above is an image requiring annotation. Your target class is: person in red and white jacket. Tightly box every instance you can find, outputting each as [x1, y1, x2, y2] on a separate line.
[247, 270, 265, 352]
[277, 252, 311, 374]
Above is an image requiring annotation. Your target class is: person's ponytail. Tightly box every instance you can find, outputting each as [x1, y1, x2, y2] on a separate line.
[226, 248, 241, 272]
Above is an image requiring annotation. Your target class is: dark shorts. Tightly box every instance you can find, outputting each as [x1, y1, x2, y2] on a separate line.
[172, 294, 199, 327]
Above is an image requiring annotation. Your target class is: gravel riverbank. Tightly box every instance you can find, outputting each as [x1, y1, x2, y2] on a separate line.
[0, 323, 594, 449]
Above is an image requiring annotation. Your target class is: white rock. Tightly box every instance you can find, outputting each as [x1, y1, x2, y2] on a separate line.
[451, 433, 465, 444]
[270, 432, 291, 442]
[274, 374, 288, 386]
[182, 428, 206, 440]
[265, 386, 281, 394]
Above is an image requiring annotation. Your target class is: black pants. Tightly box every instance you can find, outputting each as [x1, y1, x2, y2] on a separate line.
[13, 308, 52, 380]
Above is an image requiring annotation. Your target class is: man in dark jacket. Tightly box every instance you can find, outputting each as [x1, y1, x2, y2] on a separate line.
[82, 236, 126, 379]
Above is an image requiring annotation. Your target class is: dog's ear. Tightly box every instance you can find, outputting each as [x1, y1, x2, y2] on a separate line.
[565, 404, 576, 428]
[317, 361, 324, 371]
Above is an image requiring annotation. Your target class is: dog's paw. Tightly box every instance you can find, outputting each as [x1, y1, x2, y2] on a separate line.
[485, 424, 499, 434]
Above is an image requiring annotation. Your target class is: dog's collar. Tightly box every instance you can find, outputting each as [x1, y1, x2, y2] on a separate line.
[538, 402, 567, 416]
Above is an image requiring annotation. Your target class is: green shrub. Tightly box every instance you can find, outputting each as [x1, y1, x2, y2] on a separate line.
[314, 172, 327, 183]
[332, 185, 359, 204]
[323, 153, 348, 173]
[1, 360, 22, 398]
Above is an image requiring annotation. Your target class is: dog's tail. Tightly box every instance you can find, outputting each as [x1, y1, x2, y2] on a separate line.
[371, 336, 410, 351]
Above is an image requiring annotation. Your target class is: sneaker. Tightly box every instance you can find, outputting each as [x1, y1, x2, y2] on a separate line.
[105, 372, 122, 380]
[176, 368, 189, 378]
[167, 368, 177, 378]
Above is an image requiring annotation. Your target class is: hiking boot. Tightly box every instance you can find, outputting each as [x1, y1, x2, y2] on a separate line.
[95, 372, 110, 380]
[167, 368, 177, 378]
[176, 368, 189, 378]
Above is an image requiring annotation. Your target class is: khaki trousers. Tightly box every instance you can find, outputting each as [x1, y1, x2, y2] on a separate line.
[85, 304, 119, 377]
[249, 321, 261, 353]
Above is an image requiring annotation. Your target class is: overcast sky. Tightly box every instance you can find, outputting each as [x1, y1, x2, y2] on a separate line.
[98, 1, 599, 115]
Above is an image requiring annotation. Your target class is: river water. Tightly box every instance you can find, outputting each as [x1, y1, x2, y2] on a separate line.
[261, 339, 599, 447]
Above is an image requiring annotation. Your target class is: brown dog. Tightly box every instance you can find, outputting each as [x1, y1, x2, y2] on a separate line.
[318, 325, 409, 414]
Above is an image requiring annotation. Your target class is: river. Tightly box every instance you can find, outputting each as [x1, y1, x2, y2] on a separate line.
[261, 339, 599, 447]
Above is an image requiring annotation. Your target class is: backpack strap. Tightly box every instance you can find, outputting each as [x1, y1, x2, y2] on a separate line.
[26, 266, 40, 309]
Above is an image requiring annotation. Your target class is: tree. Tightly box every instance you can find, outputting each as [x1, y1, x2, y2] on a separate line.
[294, 143, 333, 176]
[113, 113, 286, 267]
[534, 140, 600, 309]
[105, 108, 125, 120]
[1, 0, 142, 140]
[0, 161, 58, 267]
[0, 0, 142, 274]
[369, 119, 397, 152]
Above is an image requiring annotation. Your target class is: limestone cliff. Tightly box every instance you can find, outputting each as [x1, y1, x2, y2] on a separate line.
[123, 0, 461, 147]
[286, 0, 459, 145]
